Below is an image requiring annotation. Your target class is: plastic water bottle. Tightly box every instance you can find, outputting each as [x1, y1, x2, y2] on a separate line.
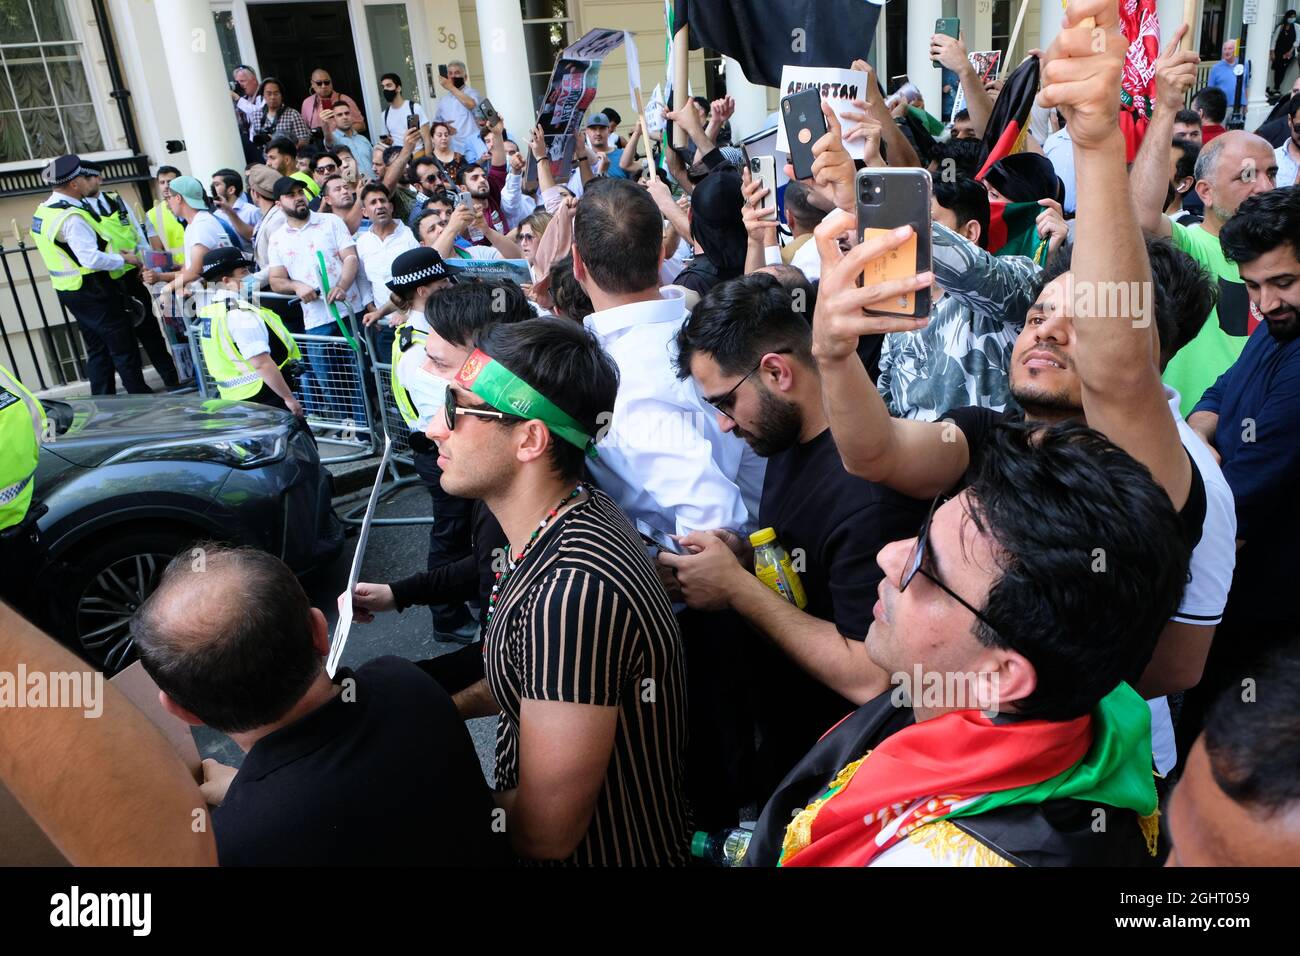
[691, 827, 753, 866]
[750, 528, 808, 609]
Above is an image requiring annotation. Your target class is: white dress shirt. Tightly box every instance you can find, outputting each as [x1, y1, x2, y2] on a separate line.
[355, 220, 418, 310]
[40, 191, 124, 273]
[584, 287, 764, 536]
[500, 170, 538, 226]
[267, 211, 361, 329]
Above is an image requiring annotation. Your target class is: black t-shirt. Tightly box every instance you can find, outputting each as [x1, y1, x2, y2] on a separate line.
[213, 656, 508, 866]
[752, 427, 930, 798]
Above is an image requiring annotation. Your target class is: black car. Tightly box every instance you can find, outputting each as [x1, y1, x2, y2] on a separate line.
[32, 394, 343, 675]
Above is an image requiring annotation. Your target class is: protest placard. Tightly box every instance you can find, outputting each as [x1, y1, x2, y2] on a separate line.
[952, 50, 1002, 118]
[774, 65, 871, 160]
[444, 258, 532, 287]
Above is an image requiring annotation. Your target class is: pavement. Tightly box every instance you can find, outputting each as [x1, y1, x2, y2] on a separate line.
[192, 462, 499, 782]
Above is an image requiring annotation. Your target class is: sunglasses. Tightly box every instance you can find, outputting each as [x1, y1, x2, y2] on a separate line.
[900, 494, 1003, 638]
[422, 174, 442, 184]
[443, 385, 526, 432]
[316, 164, 338, 173]
[313, 79, 332, 86]
[517, 232, 535, 242]
[704, 349, 791, 421]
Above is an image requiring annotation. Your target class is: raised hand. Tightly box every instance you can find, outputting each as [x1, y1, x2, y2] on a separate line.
[1036, 0, 1128, 150]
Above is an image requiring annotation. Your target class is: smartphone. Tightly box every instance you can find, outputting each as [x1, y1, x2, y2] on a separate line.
[781, 88, 826, 181]
[438, 64, 449, 79]
[934, 18, 961, 68]
[456, 190, 474, 211]
[855, 168, 932, 319]
[636, 518, 685, 556]
[406, 113, 420, 131]
[749, 155, 776, 214]
[476, 98, 501, 127]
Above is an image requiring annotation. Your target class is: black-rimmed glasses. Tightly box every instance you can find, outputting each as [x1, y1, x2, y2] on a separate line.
[900, 494, 1004, 638]
[705, 349, 792, 421]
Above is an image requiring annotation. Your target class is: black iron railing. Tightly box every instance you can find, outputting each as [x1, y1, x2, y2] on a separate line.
[0, 239, 83, 391]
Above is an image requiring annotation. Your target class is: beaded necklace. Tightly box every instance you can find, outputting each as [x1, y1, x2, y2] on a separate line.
[484, 483, 586, 629]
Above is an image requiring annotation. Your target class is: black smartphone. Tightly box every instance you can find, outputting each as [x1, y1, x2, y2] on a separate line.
[407, 113, 419, 130]
[477, 98, 500, 127]
[310, 127, 324, 143]
[636, 518, 685, 556]
[781, 88, 826, 181]
[438, 64, 449, 79]
[855, 168, 933, 319]
[934, 18, 961, 68]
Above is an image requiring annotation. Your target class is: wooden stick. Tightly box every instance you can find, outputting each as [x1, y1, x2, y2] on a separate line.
[633, 86, 654, 174]
[1001, 0, 1033, 79]
[672, 24, 689, 148]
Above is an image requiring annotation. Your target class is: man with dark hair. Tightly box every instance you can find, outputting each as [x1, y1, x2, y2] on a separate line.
[875, 175, 1046, 422]
[1166, 640, 1300, 866]
[811, 9, 1230, 784]
[950, 108, 978, 140]
[1183, 186, 1300, 735]
[1274, 94, 1300, 187]
[665, 273, 928, 801]
[378, 72, 432, 158]
[210, 167, 259, 250]
[1193, 86, 1229, 144]
[776, 180, 830, 278]
[130, 545, 503, 866]
[265, 136, 320, 199]
[928, 136, 986, 180]
[1167, 138, 1201, 225]
[451, 149, 508, 238]
[1173, 107, 1203, 145]
[744, 419, 1193, 867]
[424, 317, 690, 864]
[1135, 40, 1278, 414]
[573, 176, 762, 537]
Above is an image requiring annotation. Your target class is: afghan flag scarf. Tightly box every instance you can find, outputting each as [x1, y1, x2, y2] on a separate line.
[986, 199, 1050, 263]
[779, 683, 1157, 867]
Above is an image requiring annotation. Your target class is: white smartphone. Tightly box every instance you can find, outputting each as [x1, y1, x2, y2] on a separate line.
[456, 190, 474, 211]
[748, 155, 776, 213]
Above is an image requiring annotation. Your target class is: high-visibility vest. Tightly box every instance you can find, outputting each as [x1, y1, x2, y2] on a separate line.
[85, 192, 139, 279]
[0, 364, 46, 533]
[289, 170, 321, 199]
[197, 297, 302, 401]
[146, 203, 185, 257]
[28, 202, 103, 292]
[390, 322, 427, 429]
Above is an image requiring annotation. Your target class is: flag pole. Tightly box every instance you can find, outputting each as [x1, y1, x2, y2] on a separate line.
[633, 85, 654, 176]
[672, 21, 689, 148]
[1181, 0, 1196, 51]
[1000, 0, 1033, 80]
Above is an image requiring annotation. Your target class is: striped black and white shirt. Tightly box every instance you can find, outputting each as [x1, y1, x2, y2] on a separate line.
[484, 487, 690, 866]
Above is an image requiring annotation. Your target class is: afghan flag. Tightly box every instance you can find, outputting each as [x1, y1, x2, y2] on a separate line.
[1119, 0, 1160, 163]
[976, 56, 1040, 180]
[675, 0, 884, 88]
[778, 683, 1159, 867]
[987, 199, 1050, 262]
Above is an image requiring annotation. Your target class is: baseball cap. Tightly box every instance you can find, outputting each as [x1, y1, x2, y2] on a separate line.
[585, 112, 610, 128]
[273, 176, 306, 199]
[168, 175, 207, 208]
[246, 164, 280, 200]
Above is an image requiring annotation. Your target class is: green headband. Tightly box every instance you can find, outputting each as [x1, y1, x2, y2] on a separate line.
[455, 348, 599, 460]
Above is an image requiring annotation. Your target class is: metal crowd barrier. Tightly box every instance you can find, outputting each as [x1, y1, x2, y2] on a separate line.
[185, 292, 377, 465]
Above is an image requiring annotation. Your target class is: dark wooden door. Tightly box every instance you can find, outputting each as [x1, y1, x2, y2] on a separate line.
[247, 2, 364, 119]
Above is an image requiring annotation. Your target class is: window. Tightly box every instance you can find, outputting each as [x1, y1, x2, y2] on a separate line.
[521, 0, 573, 110]
[0, 0, 105, 164]
[366, 4, 418, 103]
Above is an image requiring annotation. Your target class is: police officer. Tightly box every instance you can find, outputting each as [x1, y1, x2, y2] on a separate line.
[384, 247, 476, 642]
[195, 247, 305, 416]
[79, 162, 180, 388]
[29, 154, 150, 395]
[0, 363, 50, 626]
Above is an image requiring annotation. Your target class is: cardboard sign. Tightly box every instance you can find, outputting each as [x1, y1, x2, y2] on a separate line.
[775, 66, 870, 160]
[0, 661, 201, 866]
[952, 50, 1002, 119]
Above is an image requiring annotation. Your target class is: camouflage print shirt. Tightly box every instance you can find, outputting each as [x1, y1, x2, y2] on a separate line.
[877, 222, 1042, 422]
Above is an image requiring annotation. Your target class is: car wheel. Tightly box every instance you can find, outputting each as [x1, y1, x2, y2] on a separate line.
[58, 530, 197, 676]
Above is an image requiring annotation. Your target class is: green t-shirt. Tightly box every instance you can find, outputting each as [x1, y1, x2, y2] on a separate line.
[1163, 219, 1255, 417]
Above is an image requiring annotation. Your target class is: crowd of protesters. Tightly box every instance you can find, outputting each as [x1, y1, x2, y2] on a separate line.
[8, 0, 1299, 869]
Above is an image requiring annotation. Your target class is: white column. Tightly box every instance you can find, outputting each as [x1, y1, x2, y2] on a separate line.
[907, 0, 945, 113]
[1038, 0, 1063, 54]
[152, 0, 244, 177]
[1244, 0, 1278, 128]
[725, 57, 769, 140]
[474, 0, 534, 142]
[1156, 0, 1190, 46]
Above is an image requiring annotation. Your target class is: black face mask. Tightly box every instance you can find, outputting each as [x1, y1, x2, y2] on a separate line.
[452, 77, 465, 89]
[382, 88, 398, 103]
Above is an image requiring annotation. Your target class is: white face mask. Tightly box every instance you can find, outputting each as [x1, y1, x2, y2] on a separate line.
[406, 363, 451, 431]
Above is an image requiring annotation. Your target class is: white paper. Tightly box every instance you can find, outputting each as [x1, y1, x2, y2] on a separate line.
[774, 65, 872, 161]
[328, 435, 393, 678]
[625, 31, 642, 107]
